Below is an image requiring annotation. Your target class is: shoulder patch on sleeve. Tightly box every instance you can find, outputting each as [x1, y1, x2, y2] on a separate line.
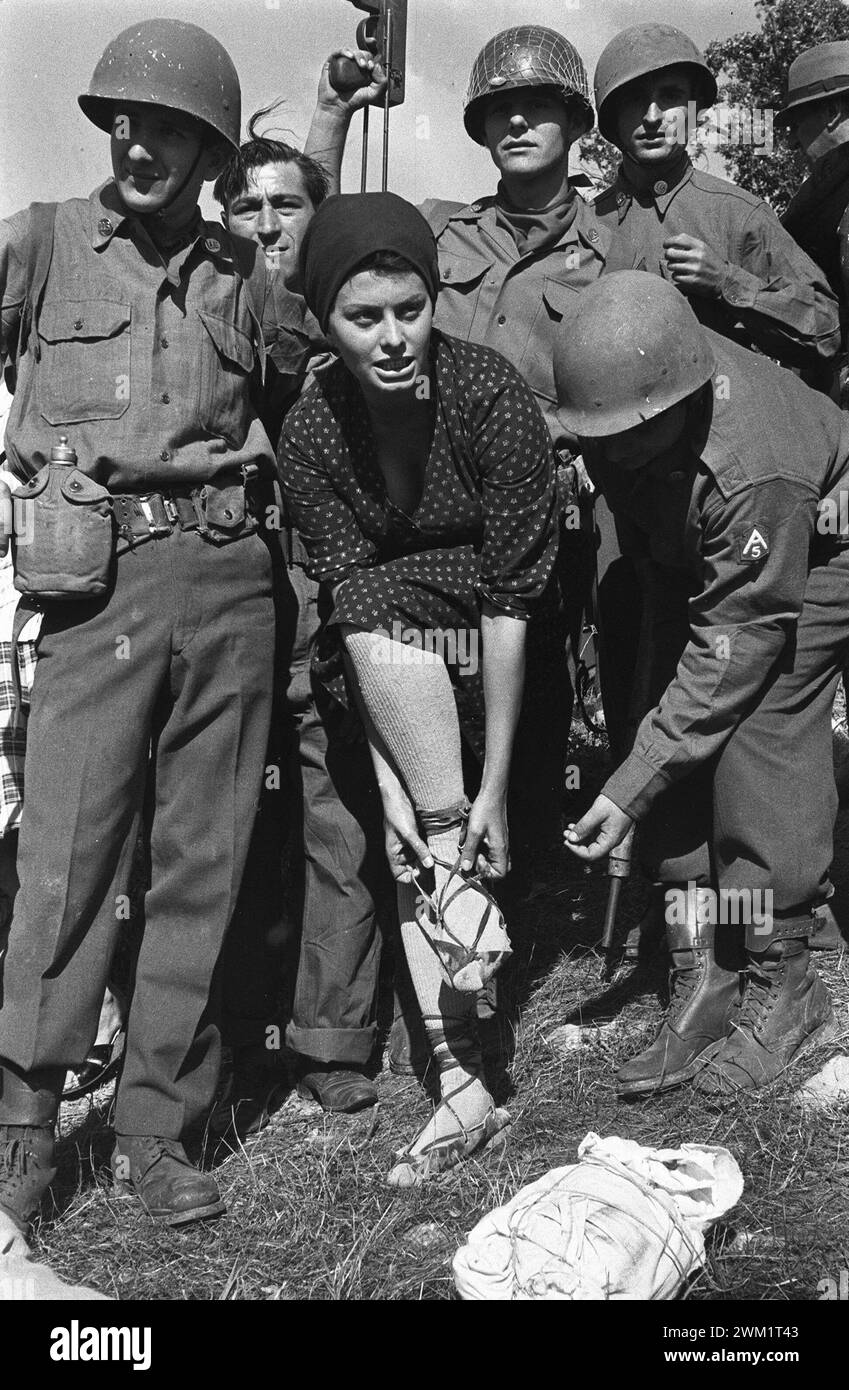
[738, 526, 770, 562]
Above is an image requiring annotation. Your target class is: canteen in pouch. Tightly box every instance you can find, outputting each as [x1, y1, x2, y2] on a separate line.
[12, 436, 115, 600]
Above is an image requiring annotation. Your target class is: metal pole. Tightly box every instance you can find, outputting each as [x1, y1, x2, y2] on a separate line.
[361, 105, 370, 192]
[600, 824, 635, 976]
[381, 4, 392, 191]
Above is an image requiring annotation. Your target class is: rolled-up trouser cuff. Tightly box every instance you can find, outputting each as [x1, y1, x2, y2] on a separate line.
[0, 1063, 63, 1126]
[285, 1022, 376, 1067]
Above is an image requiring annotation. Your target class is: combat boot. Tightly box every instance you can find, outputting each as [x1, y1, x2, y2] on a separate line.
[616, 888, 742, 1096]
[0, 1125, 57, 1233]
[112, 1135, 225, 1227]
[809, 898, 846, 954]
[694, 937, 833, 1095]
[623, 884, 668, 963]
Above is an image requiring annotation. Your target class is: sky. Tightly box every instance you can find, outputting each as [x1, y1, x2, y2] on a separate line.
[0, 0, 763, 220]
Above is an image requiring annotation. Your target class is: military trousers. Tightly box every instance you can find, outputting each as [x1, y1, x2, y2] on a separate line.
[284, 701, 385, 1065]
[638, 540, 849, 918]
[0, 525, 275, 1137]
[221, 555, 386, 1067]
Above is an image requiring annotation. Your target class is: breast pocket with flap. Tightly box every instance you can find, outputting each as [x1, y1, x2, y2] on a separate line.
[520, 277, 580, 405]
[434, 252, 493, 337]
[197, 309, 256, 442]
[37, 300, 131, 424]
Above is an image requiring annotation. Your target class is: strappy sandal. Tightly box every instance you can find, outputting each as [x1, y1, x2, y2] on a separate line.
[387, 1075, 511, 1188]
[412, 854, 511, 993]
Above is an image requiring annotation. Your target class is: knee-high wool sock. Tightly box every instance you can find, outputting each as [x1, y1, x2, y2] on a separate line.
[342, 632, 493, 1143]
[343, 627, 472, 890]
[396, 880, 492, 1155]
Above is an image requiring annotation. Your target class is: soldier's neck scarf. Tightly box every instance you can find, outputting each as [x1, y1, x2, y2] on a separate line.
[494, 182, 579, 256]
[299, 192, 440, 332]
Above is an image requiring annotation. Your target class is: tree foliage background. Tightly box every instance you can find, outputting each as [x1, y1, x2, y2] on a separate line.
[578, 0, 849, 213]
[705, 0, 849, 214]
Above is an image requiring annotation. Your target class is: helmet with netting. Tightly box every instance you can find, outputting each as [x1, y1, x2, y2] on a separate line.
[463, 25, 594, 144]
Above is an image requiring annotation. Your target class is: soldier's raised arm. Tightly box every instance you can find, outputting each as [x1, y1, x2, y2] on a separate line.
[304, 49, 388, 193]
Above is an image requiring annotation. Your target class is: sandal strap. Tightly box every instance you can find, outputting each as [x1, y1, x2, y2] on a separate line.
[399, 1078, 493, 1164]
[419, 1012, 480, 1071]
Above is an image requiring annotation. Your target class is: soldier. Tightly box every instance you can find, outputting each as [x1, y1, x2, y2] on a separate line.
[559, 272, 842, 1097]
[781, 41, 849, 401]
[590, 22, 843, 959]
[777, 43, 849, 951]
[212, 121, 386, 1121]
[593, 23, 841, 366]
[0, 19, 279, 1231]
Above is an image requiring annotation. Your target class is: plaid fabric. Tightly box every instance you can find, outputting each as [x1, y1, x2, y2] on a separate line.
[0, 632, 37, 836]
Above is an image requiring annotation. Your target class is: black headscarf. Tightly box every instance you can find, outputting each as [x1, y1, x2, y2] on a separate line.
[299, 192, 440, 332]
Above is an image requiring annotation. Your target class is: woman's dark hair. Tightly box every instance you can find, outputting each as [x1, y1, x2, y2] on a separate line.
[213, 99, 330, 210]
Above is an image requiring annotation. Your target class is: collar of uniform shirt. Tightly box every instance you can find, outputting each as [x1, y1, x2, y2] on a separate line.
[615, 150, 694, 219]
[90, 180, 238, 290]
[448, 189, 608, 263]
[90, 179, 221, 260]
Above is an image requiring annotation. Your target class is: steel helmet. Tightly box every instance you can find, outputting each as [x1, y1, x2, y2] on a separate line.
[553, 272, 716, 437]
[776, 41, 849, 127]
[79, 19, 241, 151]
[463, 25, 594, 145]
[594, 24, 718, 144]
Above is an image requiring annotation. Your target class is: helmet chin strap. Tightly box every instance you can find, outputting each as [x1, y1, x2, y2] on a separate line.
[142, 139, 209, 240]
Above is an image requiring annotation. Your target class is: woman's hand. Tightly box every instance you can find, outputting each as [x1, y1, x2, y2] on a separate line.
[381, 780, 434, 884]
[459, 787, 510, 879]
[564, 795, 634, 863]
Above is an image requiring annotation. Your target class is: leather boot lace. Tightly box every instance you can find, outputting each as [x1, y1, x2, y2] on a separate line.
[667, 957, 701, 1018]
[737, 959, 782, 1033]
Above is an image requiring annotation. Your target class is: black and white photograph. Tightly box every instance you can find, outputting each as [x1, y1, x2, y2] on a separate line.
[0, 0, 847, 1346]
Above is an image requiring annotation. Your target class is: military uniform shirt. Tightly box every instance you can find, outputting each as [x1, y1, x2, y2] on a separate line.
[420, 189, 636, 445]
[586, 331, 849, 819]
[0, 182, 279, 491]
[595, 154, 841, 368]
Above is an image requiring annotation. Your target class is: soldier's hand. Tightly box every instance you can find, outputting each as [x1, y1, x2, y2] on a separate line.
[0, 478, 13, 558]
[317, 48, 388, 115]
[564, 794, 634, 863]
[662, 233, 728, 297]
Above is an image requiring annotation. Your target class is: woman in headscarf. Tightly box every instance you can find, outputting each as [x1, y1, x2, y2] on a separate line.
[278, 192, 563, 1185]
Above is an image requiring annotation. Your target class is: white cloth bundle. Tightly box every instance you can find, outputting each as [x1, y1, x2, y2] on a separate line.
[453, 1132, 743, 1300]
[0, 1211, 112, 1301]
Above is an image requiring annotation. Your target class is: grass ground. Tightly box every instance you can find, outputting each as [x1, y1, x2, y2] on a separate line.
[31, 729, 849, 1302]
